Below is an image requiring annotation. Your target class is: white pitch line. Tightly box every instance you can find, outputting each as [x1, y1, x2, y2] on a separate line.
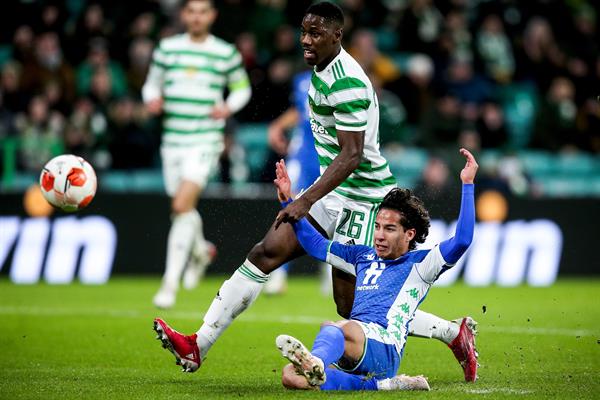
[0, 305, 597, 337]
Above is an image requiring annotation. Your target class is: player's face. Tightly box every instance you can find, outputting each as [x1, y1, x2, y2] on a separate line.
[300, 14, 341, 69]
[182, 0, 216, 37]
[373, 209, 416, 259]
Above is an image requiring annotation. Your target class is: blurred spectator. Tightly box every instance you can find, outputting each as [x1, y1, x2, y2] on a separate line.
[108, 97, 156, 169]
[21, 32, 75, 104]
[418, 93, 462, 148]
[444, 58, 494, 105]
[12, 25, 35, 65]
[42, 80, 70, 116]
[349, 29, 400, 85]
[272, 25, 304, 72]
[576, 92, 600, 154]
[1, 62, 28, 113]
[0, 91, 15, 139]
[412, 156, 458, 205]
[77, 38, 128, 99]
[126, 38, 154, 94]
[391, 54, 434, 125]
[15, 95, 64, 171]
[397, 0, 443, 55]
[531, 77, 579, 151]
[476, 14, 515, 84]
[444, 9, 472, 65]
[514, 17, 566, 92]
[70, 3, 114, 63]
[476, 103, 508, 149]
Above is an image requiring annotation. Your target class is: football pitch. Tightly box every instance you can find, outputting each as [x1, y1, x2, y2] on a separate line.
[0, 277, 598, 399]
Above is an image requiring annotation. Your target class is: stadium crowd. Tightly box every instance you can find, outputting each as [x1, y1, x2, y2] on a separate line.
[0, 0, 598, 189]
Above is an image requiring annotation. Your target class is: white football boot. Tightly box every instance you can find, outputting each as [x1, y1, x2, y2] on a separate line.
[276, 334, 326, 386]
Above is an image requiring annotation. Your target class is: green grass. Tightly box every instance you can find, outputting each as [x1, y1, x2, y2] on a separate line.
[0, 277, 599, 399]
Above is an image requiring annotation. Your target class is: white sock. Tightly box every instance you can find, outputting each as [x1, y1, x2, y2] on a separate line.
[196, 259, 268, 358]
[161, 210, 200, 290]
[409, 310, 459, 344]
[191, 210, 209, 257]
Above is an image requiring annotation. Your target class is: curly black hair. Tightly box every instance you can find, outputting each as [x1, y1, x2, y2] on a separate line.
[379, 188, 430, 250]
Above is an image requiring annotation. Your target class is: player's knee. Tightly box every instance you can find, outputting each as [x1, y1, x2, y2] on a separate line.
[171, 198, 193, 214]
[336, 302, 352, 319]
[247, 242, 278, 274]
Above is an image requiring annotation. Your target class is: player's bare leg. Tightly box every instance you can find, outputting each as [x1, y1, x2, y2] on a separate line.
[194, 219, 309, 362]
[331, 269, 356, 318]
[154, 180, 208, 308]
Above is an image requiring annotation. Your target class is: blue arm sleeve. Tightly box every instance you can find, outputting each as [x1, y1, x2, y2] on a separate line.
[280, 199, 330, 261]
[439, 184, 475, 264]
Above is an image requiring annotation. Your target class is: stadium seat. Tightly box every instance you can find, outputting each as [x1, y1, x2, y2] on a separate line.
[499, 83, 539, 149]
[518, 150, 556, 177]
[234, 123, 270, 181]
[382, 147, 428, 187]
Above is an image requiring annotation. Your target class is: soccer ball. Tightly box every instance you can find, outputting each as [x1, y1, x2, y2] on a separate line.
[39, 154, 97, 212]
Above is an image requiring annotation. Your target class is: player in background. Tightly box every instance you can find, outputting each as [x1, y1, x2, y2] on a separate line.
[263, 70, 331, 295]
[274, 147, 477, 391]
[142, 0, 251, 308]
[153, 2, 477, 382]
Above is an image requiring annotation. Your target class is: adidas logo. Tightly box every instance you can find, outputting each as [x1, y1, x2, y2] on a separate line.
[344, 239, 355, 245]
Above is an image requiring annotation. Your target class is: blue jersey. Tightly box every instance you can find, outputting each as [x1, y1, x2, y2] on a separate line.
[287, 71, 320, 192]
[327, 242, 450, 353]
[288, 184, 475, 355]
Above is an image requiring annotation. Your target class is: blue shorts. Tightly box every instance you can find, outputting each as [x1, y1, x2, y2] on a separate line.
[334, 321, 401, 379]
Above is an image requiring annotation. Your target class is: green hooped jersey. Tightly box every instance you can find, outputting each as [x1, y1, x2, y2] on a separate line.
[308, 48, 396, 202]
[143, 34, 249, 146]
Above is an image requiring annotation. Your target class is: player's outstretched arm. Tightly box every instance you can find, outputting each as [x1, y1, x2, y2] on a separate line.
[273, 160, 329, 261]
[275, 130, 364, 228]
[439, 148, 478, 264]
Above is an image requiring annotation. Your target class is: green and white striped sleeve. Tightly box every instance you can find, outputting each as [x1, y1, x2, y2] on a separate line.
[142, 46, 166, 102]
[330, 78, 371, 132]
[224, 48, 251, 113]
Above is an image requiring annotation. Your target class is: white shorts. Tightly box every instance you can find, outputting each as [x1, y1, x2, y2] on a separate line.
[160, 142, 223, 197]
[307, 191, 381, 275]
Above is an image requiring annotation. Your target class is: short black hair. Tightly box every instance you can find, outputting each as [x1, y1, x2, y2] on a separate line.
[181, 0, 213, 8]
[379, 188, 430, 250]
[305, 1, 344, 27]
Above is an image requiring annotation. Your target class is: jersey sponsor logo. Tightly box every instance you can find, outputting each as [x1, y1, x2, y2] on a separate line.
[360, 261, 385, 287]
[418, 219, 563, 287]
[0, 216, 117, 284]
[309, 119, 326, 135]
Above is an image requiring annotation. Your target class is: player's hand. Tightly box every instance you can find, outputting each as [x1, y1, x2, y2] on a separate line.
[459, 148, 479, 184]
[275, 196, 312, 229]
[267, 123, 289, 155]
[273, 159, 292, 203]
[210, 104, 232, 119]
[146, 98, 163, 115]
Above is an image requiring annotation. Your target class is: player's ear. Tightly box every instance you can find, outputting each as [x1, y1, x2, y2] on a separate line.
[405, 228, 416, 242]
[333, 27, 343, 43]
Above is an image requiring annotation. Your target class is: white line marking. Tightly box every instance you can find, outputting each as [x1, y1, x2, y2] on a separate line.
[0, 306, 597, 337]
[465, 388, 534, 395]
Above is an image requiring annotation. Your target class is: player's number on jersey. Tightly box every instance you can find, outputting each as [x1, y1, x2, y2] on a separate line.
[336, 209, 365, 239]
[363, 262, 385, 285]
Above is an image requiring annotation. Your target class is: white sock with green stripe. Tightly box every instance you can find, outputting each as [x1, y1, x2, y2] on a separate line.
[409, 310, 459, 344]
[196, 259, 268, 357]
